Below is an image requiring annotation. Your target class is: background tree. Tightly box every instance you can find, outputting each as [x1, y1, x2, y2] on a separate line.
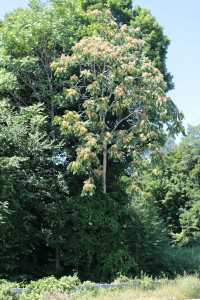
[77, 0, 174, 91]
[147, 125, 200, 245]
[131, 6, 174, 91]
[0, 0, 88, 271]
[174, 125, 200, 245]
[78, 0, 133, 24]
[0, 100, 70, 277]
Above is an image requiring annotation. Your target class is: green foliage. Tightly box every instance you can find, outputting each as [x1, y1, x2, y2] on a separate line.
[166, 247, 200, 276]
[79, 0, 133, 24]
[28, 275, 80, 293]
[0, 280, 18, 300]
[175, 201, 200, 245]
[175, 126, 200, 245]
[0, 99, 70, 277]
[148, 125, 200, 245]
[57, 192, 135, 281]
[124, 198, 170, 277]
[132, 6, 173, 91]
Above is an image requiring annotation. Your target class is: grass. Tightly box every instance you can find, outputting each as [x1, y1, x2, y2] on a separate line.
[39, 275, 200, 300]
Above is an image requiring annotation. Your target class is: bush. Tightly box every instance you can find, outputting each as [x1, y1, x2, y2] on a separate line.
[166, 246, 200, 276]
[4, 275, 81, 300]
[0, 279, 18, 300]
[27, 275, 80, 294]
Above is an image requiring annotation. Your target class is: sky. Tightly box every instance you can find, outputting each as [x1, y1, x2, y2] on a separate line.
[0, 0, 200, 140]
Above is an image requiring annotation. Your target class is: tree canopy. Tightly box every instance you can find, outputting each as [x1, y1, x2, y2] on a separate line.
[52, 11, 183, 195]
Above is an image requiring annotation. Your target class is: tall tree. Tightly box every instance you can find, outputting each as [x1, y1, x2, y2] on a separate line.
[0, 0, 88, 270]
[53, 12, 183, 195]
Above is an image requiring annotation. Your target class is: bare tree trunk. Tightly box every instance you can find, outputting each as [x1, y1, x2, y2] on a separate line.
[51, 97, 55, 140]
[103, 140, 107, 194]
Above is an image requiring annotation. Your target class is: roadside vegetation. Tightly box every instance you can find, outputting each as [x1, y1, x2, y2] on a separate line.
[1, 274, 200, 300]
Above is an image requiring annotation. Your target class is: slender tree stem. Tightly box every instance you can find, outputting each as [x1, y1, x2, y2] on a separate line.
[103, 140, 107, 194]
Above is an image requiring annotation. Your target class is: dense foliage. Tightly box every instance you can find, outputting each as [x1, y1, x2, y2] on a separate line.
[148, 125, 200, 246]
[0, 0, 198, 284]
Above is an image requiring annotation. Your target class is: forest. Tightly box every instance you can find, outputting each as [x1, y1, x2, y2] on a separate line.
[0, 0, 199, 294]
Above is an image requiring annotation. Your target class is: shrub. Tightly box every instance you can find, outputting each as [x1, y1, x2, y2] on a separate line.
[0, 279, 18, 300]
[167, 246, 200, 275]
[27, 275, 80, 293]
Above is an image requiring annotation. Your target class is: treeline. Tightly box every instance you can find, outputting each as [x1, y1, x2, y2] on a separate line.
[0, 0, 199, 282]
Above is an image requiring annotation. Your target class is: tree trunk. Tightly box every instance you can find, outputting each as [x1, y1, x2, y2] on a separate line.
[103, 140, 107, 194]
[51, 98, 55, 140]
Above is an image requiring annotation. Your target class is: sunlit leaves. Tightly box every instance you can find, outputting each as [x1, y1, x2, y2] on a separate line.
[53, 10, 183, 195]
